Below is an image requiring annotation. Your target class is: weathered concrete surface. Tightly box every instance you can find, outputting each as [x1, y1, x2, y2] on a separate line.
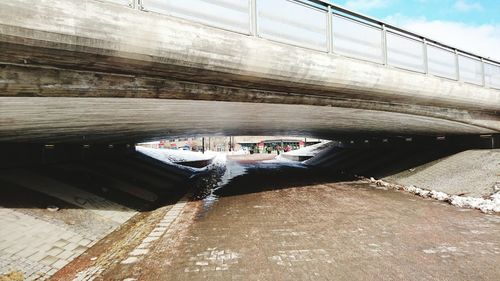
[385, 149, 500, 197]
[0, 0, 499, 142]
[0, 97, 497, 143]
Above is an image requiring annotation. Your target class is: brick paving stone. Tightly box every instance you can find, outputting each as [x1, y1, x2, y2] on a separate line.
[27, 251, 47, 262]
[143, 237, 159, 243]
[46, 247, 64, 257]
[16, 247, 39, 259]
[130, 249, 149, 256]
[63, 243, 79, 251]
[68, 235, 83, 244]
[152, 227, 167, 232]
[121, 257, 138, 264]
[56, 250, 74, 260]
[73, 245, 89, 255]
[136, 243, 150, 249]
[39, 255, 58, 266]
[78, 238, 92, 247]
[53, 239, 69, 248]
[52, 259, 68, 270]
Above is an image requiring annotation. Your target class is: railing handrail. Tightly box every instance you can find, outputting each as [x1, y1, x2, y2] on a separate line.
[306, 0, 499, 65]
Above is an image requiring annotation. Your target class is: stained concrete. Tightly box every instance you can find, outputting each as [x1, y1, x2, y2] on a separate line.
[0, 0, 499, 142]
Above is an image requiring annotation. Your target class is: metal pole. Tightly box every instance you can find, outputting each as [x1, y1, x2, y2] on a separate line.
[422, 38, 428, 74]
[250, 0, 258, 36]
[327, 5, 333, 54]
[382, 24, 388, 65]
[202, 137, 205, 154]
[455, 49, 460, 81]
[481, 58, 486, 87]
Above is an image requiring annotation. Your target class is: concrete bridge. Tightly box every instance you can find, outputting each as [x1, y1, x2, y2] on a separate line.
[0, 0, 499, 143]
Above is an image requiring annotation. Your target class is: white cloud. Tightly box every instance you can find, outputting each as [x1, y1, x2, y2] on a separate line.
[385, 14, 500, 62]
[453, 0, 483, 12]
[344, 0, 391, 12]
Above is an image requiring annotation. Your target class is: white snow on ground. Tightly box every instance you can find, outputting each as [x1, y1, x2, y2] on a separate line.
[262, 155, 294, 163]
[218, 160, 247, 187]
[366, 177, 500, 213]
[136, 146, 216, 163]
[261, 155, 308, 169]
[283, 141, 331, 156]
[262, 141, 332, 166]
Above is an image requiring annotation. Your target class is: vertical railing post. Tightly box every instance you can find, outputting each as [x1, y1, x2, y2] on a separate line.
[327, 5, 333, 54]
[481, 58, 486, 87]
[250, 0, 258, 36]
[454, 49, 460, 81]
[422, 38, 428, 74]
[131, 0, 142, 10]
[381, 24, 388, 65]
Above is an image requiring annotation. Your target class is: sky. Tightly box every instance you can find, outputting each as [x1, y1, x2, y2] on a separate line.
[330, 0, 500, 61]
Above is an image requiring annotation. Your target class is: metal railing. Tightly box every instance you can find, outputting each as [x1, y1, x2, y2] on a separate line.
[107, 0, 500, 90]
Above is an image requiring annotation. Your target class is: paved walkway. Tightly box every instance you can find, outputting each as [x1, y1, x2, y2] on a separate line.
[107, 181, 500, 281]
[386, 149, 500, 197]
[0, 156, 188, 281]
[0, 208, 96, 279]
[0, 168, 137, 280]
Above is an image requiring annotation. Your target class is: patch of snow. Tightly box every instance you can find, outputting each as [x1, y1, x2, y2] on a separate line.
[200, 155, 247, 208]
[429, 190, 450, 201]
[210, 152, 227, 167]
[226, 149, 248, 156]
[262, 155, 295, 163]
[218, 160, 247, 188]
[260, 155, 308, 168]
[422, 246, 459, 255]
[449, 193, 500, 213]
[364, 177, 500, 213]
[284, 141, 331, 156]
[136, 146, 215, 163]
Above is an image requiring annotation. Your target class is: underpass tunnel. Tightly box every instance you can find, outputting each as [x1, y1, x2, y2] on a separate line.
[0, 132, 498, 210]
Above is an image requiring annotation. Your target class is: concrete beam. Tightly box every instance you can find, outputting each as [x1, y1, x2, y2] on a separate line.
[0, 97, 497, 143]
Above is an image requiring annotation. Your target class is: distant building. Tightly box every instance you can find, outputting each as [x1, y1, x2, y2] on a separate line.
[138, 136, 323, 153]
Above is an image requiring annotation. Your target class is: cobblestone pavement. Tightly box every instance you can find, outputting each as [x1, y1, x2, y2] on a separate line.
[112, 180, 500, 281]
[0, 169, 137, 281]
[0, 158, 188, 281]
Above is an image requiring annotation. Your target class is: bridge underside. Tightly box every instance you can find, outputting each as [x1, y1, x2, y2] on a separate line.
[1, 96, 497, 144]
